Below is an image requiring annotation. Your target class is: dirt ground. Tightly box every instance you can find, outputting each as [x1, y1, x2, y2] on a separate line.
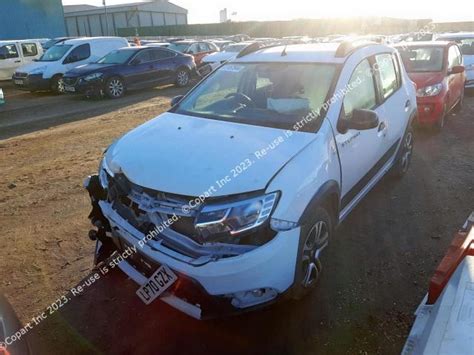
[0, 82, 473, 355]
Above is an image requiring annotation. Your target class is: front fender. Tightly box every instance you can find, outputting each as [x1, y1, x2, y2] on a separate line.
[266, 120, 341, 224]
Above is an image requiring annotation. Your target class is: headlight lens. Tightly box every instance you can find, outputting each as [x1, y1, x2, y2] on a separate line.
[195, 192, 279, 236]
[98, 158, 109, 188]
[416, 83, 443, 97]
[84, 72, 103, 81]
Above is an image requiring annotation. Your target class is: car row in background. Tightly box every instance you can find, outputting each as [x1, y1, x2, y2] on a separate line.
[0, 39, 43, 80]
[395, 41, 466, 129]
[62, 46, 196, 98]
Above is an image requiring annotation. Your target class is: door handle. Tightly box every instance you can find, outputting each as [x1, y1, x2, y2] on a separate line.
[378, 121, 386, 132]
[14, 60, 21, 63]
[404, 100, 411, 112]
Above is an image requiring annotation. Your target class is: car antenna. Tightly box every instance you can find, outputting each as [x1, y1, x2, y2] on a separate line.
[281, 44, 287, 56]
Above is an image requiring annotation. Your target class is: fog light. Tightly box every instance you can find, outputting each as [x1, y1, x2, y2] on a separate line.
[228, 288, 278, 308]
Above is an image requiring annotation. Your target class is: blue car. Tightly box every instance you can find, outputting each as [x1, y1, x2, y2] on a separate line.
[62, 46, 196, 99]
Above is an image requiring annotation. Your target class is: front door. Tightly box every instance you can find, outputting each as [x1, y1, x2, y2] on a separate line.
[0, 43, 22, 80]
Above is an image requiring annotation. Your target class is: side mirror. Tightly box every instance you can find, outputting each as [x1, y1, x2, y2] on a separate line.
[171, 95, 184, 107]
[344, 109, 379, 131]
[448, 65, 464, 75]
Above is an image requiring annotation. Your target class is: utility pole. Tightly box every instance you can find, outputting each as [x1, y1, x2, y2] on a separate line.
[103, 0, 109, 36]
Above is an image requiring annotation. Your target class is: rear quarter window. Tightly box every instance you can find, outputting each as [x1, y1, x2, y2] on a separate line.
[21, 43, 38, 57]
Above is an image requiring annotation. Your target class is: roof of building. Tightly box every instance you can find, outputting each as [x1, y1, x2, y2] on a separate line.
[63, 0, 187, 15]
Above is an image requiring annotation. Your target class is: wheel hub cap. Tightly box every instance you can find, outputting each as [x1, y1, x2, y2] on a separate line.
[302, 221, 329, 287]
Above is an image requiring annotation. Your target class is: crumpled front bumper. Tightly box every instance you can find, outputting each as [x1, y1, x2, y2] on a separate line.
[85, 175, 301, 318]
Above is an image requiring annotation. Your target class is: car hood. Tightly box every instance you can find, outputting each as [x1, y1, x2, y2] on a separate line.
[105, 112, 317, 197]
[17, 60, 52, 74]
[407, 71, 446, 88]
[65, 63, 116, 76]
[202, 51, 237, 63]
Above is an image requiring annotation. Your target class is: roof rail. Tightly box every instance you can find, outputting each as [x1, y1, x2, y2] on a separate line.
[335, 40, 377, 58]
[236, 42, 282, 58]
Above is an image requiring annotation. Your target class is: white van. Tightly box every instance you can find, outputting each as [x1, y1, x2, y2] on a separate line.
[12, 37, 129, 93]
[0, 40, 43, 81]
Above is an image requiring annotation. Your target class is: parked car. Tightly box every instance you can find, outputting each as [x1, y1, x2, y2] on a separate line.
[436, 32, 474, 89]
[62, 46, 195, 99]
[0, 40, 43, 81]
[224, 34, 251, 43]
[209, 40, 235, 50]
[199, 42, 258, 75]
[41, 37, 75, 50]
[167, 40, 219, 66]
[84, 41, 417, 318]
[396, 41, 465, 129]
[12, 37, 129, 93]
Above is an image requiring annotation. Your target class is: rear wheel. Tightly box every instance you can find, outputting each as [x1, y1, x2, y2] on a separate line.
[105, 77, 125, 99]
[50, 75, 65, 94]
[175, 68, 190, 87]
[292, 207, 333, 300]
[391, 126, 414, 178]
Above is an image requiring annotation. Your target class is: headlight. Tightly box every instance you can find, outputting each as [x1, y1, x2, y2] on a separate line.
[84, 72, 103, 81]
[417, 83, 443, 97]
[98, 158, 109, 188]
[195, 192, 279, 237]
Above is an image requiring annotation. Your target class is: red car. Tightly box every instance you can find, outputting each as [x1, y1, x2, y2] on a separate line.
[396, 41, 465, 129]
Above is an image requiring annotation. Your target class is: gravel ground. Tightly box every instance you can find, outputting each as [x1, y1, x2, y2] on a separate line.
[0, 83, 473, 355]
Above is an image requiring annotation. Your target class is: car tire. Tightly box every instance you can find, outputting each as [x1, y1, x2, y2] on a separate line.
[453, 87, 464, 113]
[50, 75, 65, 94]
[105, 76, 125, 99]
[292, 206, 333, 300]
[390, 125, 414, 179]
[175, 68, 190, 87]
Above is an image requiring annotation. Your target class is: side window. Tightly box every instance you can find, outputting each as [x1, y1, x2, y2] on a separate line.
[21, 43, 38, 57]
[199, 43, 210, 52]
[453, 46, 462, 66]
[343, 59, 377, 119]
[133, 50, 153, 63]
[392, 53, 402, 87]
[187, 43, 199, 54]
[152, 49, 175, 60]
[0, 44, 19, 59]
[375, 53, 399, 100]
[65, 44, 90, 63]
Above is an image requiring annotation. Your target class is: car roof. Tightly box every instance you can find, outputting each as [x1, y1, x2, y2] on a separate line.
[394, 41, 452, 48]
[235, 43, 391, 64]
[437, 32, 474, 39]
[0, 39, 42, 44]
[62, 37, 126, 45]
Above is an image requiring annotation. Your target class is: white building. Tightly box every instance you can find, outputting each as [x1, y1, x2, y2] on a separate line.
[63, 0, 188, 37]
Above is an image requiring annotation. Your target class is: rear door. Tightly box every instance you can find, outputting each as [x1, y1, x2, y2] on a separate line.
[0, 43, 22, 80]
[19, 42, 40, 65]
[126, 49, 157, 88]
[151, 48, 177, 83]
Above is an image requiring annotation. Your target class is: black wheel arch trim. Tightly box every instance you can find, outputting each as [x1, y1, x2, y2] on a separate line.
[298, 180, 340, 226]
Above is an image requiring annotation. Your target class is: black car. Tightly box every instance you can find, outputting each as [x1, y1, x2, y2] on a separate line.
[62, 46, 196, 99]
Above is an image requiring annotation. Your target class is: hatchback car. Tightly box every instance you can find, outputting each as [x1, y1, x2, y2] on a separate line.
[84, 41, 417, 319]
[62, 46, 196, 98]
[396, 41, 465, 129]
[167, 40, 219, 66]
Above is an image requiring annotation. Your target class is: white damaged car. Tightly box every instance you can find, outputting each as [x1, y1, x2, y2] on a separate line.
[85, 41, 417, 319]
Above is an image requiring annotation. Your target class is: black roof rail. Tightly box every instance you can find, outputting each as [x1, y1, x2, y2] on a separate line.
[335, 40, 377, 58]
[236, 42, 282, 58]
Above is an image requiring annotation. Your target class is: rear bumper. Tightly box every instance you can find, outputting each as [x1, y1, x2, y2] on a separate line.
[12, 74, 50, 91]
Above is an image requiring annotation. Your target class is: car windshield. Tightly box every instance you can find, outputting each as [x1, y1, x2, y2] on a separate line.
[97, 50, 137, 64]
[224, 44, 250, 53]
[39, 44, 72, 62]
[175, 62, 336, 131]
[167, 43, 190, 53]
[398, 47, 445, 72]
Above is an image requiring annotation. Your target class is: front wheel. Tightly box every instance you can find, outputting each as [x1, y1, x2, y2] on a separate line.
[51, 75, 65, 94]
[292, 207, 333, 300]
[175, 68, 190, 87]
[390, 126, 414, 178]
[105, 77, 125, 99]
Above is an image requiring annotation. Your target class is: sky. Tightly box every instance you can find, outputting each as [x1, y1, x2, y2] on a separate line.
[62, 0, 474, 24]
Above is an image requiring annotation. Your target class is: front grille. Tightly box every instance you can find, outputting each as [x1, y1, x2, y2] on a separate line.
[14, 72, 28, 78]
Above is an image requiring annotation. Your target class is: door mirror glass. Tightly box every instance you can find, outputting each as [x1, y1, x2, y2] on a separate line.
[448, 65, 464, 75]
[171, 95, 184, 107]
[346, 109, 379, 130]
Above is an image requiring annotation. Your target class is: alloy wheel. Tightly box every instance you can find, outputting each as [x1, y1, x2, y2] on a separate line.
[57, 78, 65, 93]
[177, 70, 189, 86]
[401, 131, 413, 173]
[301, 220, 329, 287]
[109, 79, 124, 97]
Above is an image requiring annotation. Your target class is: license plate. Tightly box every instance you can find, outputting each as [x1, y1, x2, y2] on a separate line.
[14, 79, 23, 85]
[64, 85, 75, 92]
[136, 264, 177, 305]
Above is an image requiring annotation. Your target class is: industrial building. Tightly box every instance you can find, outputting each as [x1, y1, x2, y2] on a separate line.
[63, 0, 188, 37]
[0, 0, 66, 40]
